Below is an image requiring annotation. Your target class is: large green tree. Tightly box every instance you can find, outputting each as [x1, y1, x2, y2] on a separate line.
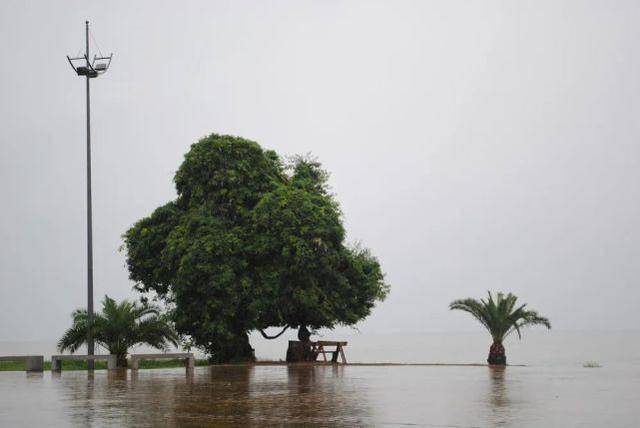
[123, 134, 389, 362]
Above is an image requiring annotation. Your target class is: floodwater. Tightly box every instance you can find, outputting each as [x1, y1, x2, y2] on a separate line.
[1, 331, 639, 427]
[1, 363, 638, 427]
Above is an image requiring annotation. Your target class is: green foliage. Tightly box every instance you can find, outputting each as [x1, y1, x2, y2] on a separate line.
[450, 292, 551, 343]
[133, 358, 210, 369]
[0, 360, 108, 371]
[174, 135, 284, 215]
[58, 295, 179, 365]
[0, 359, 210, 371]
[123, 134, 389, 361]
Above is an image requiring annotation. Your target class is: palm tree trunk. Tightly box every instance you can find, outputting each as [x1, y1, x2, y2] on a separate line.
[487, 341, 506, 365]
[116, 353, 128, 368]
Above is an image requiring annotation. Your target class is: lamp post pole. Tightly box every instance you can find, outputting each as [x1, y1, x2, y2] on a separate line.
[84, 20, 95, 370]
[66, 22, 113, 370]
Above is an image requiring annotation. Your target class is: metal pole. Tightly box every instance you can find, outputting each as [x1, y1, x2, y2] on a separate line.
[85, 20, 95, 369]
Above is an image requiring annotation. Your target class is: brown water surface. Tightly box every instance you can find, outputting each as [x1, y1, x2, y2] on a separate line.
[1, 363, 638, 427]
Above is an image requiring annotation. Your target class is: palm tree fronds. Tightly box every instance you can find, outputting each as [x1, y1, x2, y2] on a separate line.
[450, 291, 550, 343]
[57, 295, 179, 362]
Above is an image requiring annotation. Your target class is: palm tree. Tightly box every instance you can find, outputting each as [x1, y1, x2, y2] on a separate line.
[449, 292, 551, 365]
[58, 295, 179, 367]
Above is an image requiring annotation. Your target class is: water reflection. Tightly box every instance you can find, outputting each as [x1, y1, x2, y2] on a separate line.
[45, 365, 372, 427]
[278, 364, 367, 425]
[4, 364, 628, 427]
[486, 366, 512, 426]
[107, 368, 128, 384]
[171, 365, 255, 426]
[67, 371, 97, 427]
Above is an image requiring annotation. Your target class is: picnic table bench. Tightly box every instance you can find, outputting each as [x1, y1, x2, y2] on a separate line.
[0, 355, 44, 372]
[51, 354, 117, 371]
[129, 353, 195, 370]
[311, 341, 347, 364]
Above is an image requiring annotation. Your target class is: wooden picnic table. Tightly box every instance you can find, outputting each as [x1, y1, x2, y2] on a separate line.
[310, 341, 347, 364]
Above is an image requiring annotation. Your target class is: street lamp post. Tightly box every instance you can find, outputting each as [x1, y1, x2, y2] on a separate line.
[66, 21, 113, 369]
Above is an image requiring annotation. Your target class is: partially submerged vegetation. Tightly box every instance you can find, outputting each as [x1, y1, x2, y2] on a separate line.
[124, 134, 389, 362]
[450, 292, 551, 365]
[583, 361, 602, 368]
[58, 295, 179, 367]
[11, 135, 558, 369]
[0, 358, 209, 372]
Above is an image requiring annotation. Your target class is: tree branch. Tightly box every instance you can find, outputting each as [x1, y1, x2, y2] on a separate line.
[259, 325, 290, 340]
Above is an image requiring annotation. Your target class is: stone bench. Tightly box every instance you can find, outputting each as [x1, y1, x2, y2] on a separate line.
[129, 353, 195, 370]
[0, 355, 44, 372]
[51, 354, 117, 371]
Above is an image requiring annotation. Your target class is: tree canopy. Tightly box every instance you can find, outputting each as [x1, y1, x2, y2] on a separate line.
[123, 134, 389, 361]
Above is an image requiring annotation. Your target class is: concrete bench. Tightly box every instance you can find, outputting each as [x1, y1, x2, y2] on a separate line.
[129, 353, 195, 370]
[0, 355, 44, 372]
[51, 354, 117, 371]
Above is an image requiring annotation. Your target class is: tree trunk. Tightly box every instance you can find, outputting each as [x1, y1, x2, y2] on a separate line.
[211, 333, 256, 363]
[286, 341, 318, 362]
[286, 326, 316, 362]
[487, 341, 506, 365]
[116, 353, 128, 368]
[297, 325, 311, 342]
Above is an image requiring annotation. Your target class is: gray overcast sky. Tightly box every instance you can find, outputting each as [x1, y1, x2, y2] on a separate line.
[1, 1, 639, 341]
